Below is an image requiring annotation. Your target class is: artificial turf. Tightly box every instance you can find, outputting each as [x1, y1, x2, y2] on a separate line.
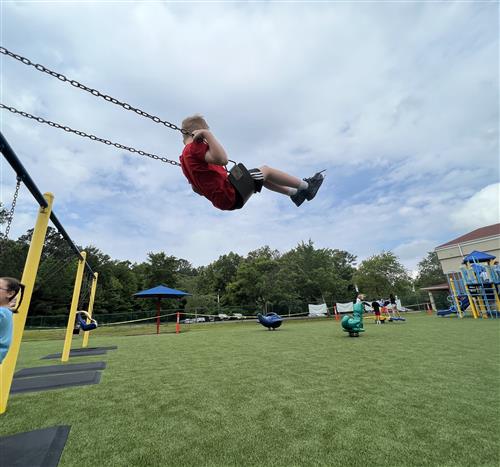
[2, 314, 499, 466]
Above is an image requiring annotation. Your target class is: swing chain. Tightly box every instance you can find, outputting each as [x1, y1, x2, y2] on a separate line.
[0, 46, 191, 136]
[0, 104, 181, 167]
[2, 176, 21, 240]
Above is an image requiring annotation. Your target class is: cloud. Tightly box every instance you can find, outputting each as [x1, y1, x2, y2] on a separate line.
[450, 183, 500, 231]
[0, 2, 498, 275]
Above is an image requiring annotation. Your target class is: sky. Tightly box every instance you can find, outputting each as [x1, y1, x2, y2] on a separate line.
[0, 1, 498, 274]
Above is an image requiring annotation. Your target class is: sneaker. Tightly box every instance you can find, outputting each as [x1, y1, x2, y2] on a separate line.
[303, 170, 325, 201]
[291, 190, 306, 207]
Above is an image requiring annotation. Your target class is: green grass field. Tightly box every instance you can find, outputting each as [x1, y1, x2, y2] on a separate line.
[2, 314, 499, 466]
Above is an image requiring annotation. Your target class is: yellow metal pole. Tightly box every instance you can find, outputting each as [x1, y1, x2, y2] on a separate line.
[449, 278, 462, 318]
[61, 251, 87, 362]
[0, 193, 54, 414]
[476, 294, 487, 318]
[493, 286, 500, 314]
[82, 272, 98, 348]
[465, 288, 479, 319]
[459, 269, 480, 319]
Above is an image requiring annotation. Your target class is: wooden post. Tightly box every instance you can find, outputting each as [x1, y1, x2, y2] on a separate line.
[156, 299, 161, 334]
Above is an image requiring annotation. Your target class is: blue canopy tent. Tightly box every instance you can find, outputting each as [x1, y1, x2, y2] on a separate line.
[133, 285, 191, 334]
[462, 250, 496, 264]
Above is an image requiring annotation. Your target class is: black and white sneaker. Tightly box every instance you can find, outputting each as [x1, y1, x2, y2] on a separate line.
[291, 190, 306, 207]
[303, 171, 325, 201]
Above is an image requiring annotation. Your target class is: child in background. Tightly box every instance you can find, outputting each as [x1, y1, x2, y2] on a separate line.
[371, 299, 381, 324]
[389, 293, 397, 314]
[0, 277, 24, 363]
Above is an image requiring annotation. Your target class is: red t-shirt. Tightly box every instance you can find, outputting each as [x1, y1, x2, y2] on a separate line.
[179, 141, 236, 211]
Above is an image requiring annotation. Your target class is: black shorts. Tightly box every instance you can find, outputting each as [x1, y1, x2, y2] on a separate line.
[232, 168, 264, 209]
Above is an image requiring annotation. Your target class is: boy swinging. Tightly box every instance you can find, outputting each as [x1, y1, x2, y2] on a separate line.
[179, 115, 324, 211]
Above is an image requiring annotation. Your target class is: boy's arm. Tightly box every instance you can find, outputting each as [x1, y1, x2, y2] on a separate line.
[193, 130, 228, 166]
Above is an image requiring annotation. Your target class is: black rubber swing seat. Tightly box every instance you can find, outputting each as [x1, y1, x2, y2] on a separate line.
[228, 163, 255, 207]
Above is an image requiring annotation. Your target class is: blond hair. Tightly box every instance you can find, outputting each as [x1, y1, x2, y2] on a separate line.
[181, 114, 209, 143]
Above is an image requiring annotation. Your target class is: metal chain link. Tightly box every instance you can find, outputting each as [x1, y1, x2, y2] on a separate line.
[0, 46, 191, 136]
[2, 176, 22, 240]
[0, 103, 181, 166]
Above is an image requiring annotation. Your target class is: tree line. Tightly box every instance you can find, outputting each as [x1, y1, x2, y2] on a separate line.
[0, 217, 448, 321]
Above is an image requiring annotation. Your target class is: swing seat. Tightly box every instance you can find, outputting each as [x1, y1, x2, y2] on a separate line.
[228, 163, 255, 208]
[76, 313, 98, 331]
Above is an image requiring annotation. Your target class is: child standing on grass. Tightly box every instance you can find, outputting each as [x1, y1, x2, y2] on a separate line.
[371, 299, 381, 324]
[179, 115, 325, 210]
[0, 277, 24, 363]
[389, 293, 397, 314]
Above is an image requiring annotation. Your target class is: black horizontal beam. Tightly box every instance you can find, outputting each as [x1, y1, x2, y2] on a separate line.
[0, 131, 94, 274]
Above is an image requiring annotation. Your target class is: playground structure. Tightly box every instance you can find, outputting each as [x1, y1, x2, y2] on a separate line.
[0, 132, 99, 414]
[341, 301, 365, 337]
[441, 250, 500, 318]
[436, 295, 469, 317]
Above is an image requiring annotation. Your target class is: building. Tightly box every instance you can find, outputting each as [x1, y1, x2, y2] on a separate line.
[435, 223, 500, 275]
[421, 223, 500, 312]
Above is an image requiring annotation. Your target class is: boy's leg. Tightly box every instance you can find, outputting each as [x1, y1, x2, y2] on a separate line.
[263, 180, 291, 195]
[257, 165, 325, 207]
[259, 165, 302, 189]
[258, 165, 307, 206]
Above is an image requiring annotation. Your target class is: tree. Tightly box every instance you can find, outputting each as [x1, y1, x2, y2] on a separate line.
[143, 252, 182, 288]
[414, 251, 448, 309]
[279, 241, 356, 306]
[353, 251, 412, 299]
[414, 252, 446, 288]
[0, 203, 8, 226]
[196, 252, 243, 296]
[225, 247, 282, 310]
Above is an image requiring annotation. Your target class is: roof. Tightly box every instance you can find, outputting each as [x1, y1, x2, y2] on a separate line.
[462, 250, 496, 263]
[436, 223, 500, 249]
[420, 283, 450, 291]
[133, 284, 191, 298]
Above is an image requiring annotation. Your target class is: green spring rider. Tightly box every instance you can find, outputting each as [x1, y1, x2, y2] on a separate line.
[341, 301, 366, 337]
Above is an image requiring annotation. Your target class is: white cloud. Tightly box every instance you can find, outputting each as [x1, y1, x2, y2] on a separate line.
[0, 2, 498, 274]
[450, 183, 500, 231]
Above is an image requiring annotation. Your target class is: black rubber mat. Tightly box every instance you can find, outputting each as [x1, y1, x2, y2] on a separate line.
[41, 349, 107, 359]
[69, 346, 117, 353]
[14, 362, 106, 378]
[0, 425, 70, 467]
[11, 371, 101, 394]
